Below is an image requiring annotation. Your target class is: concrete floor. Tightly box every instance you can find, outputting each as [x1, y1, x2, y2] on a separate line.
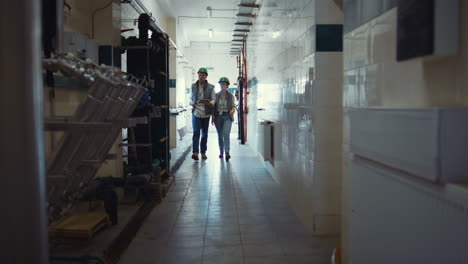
[119, 131, 338, 264]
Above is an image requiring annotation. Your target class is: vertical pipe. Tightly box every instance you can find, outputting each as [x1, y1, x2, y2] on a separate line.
[0, 0, 48, 263]
[50, 0, 64, 149]
[56, 0, 64, 52]
[166, 34, 171, 173]
[239, 75, 245, 144]
[242, 40, 248, 142]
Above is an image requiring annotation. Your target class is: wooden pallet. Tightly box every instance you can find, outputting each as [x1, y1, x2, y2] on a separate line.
[49, 212, 111, 240]
[150, 182, 162, 202]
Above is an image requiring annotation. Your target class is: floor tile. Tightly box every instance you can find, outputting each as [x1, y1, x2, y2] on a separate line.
[202, 256, 244, 264]
[205, 225, 240, 236]
[202, 245, 243, 258]
[204, 233, 242, 247]
[241, 231, 278, 245]
[242, 243, 284, 257]
[206, 218, 238, 227]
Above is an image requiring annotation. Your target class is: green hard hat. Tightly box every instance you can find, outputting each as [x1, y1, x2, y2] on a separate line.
[197, 67, 208, 75]
[218, 77, 230, 85]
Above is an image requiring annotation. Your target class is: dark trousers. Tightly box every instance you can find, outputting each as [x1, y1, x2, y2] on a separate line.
[192, 115, 210, 154]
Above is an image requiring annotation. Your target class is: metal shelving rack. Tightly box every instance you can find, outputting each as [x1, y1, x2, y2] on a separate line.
[124, 13, 171, 183]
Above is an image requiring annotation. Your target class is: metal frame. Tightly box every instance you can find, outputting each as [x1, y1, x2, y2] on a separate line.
[43, 55, 148, 223]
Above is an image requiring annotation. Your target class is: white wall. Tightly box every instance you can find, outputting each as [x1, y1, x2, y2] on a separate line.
[185, 50, 239, 91]
[247, 0, 344, 235]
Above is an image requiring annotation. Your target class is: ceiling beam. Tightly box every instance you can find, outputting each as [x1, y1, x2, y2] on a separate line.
[233, 34, 246, 37]
[236, 13, 256, 18]
[238, 4, 260, 8]
[232, 39, 244, 42]
[333, 0, 343, 10]
[235, 22, 252, 26]
[234, 29, 250, 32]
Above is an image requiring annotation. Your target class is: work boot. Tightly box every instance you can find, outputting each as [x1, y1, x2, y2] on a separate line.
[192, 153, 199, 160]
[219, 153, 223, 159]
[202, 153, 208, 160]
[225, 153, 231, 161]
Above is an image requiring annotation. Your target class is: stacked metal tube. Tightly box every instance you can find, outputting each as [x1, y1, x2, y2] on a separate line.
[43, 54, 147, 223]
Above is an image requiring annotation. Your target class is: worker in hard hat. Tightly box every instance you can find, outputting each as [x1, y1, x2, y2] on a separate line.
[212, 77, 236, 161]
[190, 67, 216, 160]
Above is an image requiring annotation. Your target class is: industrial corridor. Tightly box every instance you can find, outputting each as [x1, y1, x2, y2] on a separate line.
[2, 0, 468, 264]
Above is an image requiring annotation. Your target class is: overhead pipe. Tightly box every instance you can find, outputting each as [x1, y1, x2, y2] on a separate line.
[128, 0, 190, 64]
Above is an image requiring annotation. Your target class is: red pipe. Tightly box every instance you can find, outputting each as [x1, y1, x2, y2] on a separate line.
[242, 44, 248, 142]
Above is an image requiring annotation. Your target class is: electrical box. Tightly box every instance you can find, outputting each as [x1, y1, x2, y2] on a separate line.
[397, 0, 459, 61]
[63, 31, 99, 63]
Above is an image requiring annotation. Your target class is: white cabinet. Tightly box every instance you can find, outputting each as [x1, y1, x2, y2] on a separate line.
[351, 108, 468, 183]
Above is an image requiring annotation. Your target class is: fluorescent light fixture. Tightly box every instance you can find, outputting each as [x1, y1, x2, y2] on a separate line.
[208, 29, 213, 38]
[272, 30, 281, 39]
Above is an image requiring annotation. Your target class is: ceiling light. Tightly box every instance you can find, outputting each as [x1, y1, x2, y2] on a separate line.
[208, 29, 213, 39]
[272, 30, 281, 39]
[206, 6, 212, 18]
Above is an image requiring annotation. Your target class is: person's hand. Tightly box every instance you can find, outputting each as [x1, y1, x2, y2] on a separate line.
[211, 118, 215, 125]
[229, 109, 235, 116]
[191, 102, 196, 107]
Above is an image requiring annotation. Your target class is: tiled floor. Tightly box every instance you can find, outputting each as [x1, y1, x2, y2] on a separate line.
[119, 132, 338, 264]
